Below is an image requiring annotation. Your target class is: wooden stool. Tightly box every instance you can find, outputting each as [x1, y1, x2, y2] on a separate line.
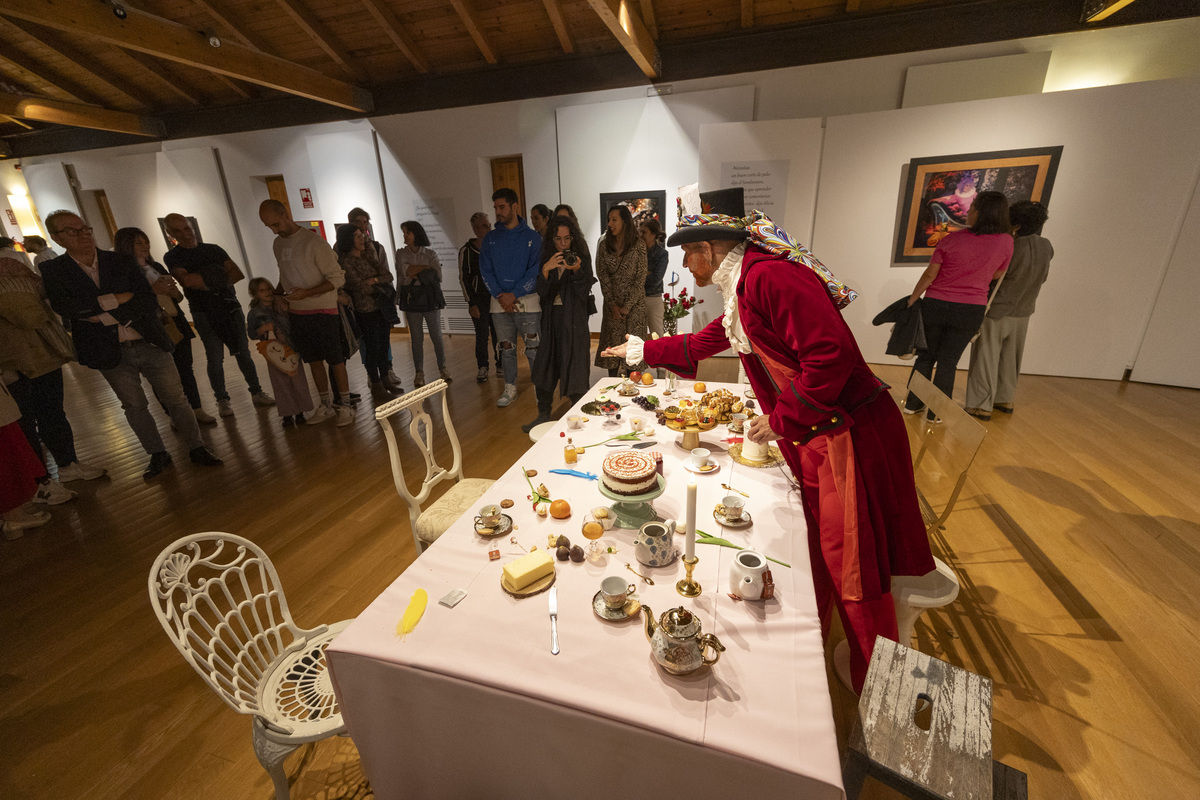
[843, 636, 1028, 800]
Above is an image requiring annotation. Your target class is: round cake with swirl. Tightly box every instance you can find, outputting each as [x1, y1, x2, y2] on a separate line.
[601, 450, 658, 496]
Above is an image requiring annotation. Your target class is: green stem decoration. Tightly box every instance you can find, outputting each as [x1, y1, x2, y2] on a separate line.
[695, 531, 791, 568]
[579, 431, 643, 449]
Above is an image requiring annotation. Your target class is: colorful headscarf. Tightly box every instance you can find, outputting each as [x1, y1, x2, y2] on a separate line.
[675, 209, 857, 309]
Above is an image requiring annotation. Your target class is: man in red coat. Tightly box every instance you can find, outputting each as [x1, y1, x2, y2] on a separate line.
[604, 188, 933, 692]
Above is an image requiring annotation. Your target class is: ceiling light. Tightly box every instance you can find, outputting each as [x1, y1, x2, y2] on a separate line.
[112, 3, 128, 20]
[1080, 0, 1137, 23]
[208, 34, 222, 48]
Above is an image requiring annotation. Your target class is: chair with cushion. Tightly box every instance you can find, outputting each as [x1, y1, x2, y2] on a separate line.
[376, 379, 495, 553]
[148, 532, 349, 800]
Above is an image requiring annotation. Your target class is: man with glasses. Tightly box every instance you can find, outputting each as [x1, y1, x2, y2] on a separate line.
[38, 211, 223, 479]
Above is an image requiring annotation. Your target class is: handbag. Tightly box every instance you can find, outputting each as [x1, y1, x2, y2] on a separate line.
[398, 269, 444, 313]
[373, 282, 401, 325]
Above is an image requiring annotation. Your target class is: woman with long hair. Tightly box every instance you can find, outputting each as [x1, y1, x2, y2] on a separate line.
[639, 218, 668, 341]
[904, 190, 1013, 416]
[336, 222, 400, 394]
[395, 220, 448, 387]
[113, 227, 215, 424]
[529, 204, 552, 238]
[523, 214, 595, 433]
[594, 204, 648, 376]
[553, 204, 579, 227]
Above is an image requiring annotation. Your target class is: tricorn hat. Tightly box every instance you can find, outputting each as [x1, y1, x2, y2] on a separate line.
[667, 186, 752, 246]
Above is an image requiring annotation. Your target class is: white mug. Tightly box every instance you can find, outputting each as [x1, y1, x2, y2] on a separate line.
[690, 447, 711, 469]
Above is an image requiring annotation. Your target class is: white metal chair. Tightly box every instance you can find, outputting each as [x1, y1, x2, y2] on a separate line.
[148, 532, 350, 800]
[528, 420, 556, 442]
[375, 379, 495, 553]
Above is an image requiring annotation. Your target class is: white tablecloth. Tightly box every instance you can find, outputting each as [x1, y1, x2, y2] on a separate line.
[328, 380, 845, 799]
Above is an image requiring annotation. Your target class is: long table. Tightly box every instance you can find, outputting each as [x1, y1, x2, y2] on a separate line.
[327, 380, 844, 799]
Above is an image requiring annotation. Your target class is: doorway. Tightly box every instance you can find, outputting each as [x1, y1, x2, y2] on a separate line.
[490, 156, 526, 213]
[264, 175, 291, 215]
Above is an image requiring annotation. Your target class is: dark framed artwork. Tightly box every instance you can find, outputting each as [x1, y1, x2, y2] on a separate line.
[599, 190, 667, 232]
[893, 146, 1063, 264]
[157, 216, 202, 250]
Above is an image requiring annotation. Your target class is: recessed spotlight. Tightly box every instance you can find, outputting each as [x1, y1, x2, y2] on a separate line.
[208, 34, 222, 48]
[112, 3, 128, 20]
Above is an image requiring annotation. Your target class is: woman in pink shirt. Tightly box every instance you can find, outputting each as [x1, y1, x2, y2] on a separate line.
[903, 190, 1012, 415]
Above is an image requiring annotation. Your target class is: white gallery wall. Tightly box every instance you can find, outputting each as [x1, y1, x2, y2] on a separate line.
[813, 76, 1200, 381]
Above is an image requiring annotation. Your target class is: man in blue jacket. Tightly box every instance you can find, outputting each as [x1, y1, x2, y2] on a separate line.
[479, 188, 542, 409]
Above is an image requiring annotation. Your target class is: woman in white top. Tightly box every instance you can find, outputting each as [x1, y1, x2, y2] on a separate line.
[395, 220, 449, 387]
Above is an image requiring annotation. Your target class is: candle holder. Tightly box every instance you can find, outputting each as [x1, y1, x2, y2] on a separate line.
[676, 555, 701, 597]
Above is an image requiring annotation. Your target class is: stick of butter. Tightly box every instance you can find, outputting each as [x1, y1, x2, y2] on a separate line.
[503, 550, 555, 590]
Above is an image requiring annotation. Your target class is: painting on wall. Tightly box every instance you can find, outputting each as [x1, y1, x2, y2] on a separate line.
[894, 146, 1063, 264]
[599, 191, 667, 233]
[157, 216, 203, 250]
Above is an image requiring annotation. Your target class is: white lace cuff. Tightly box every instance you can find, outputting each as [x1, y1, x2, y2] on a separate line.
[625, 335, 645, 366]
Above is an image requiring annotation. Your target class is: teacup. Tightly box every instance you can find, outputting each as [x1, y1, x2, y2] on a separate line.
[475, 504, 502, 527]
[567, 415, 585, 430]
[741, 437, 768, 462]
[721, 495, 746, 521]
[601, 576, 637, 610]
[690, 447, 711, 469]
[630, 417, 646, 432]
[729, 413, 748, 433]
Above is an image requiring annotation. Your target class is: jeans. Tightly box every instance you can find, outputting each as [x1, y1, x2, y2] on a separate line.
[99, 341, 203, 453]
[406, 310, 446, 373]
[357, 309, 392, 382]
[193, 306, 262, 401]
[904, 298, 986, 410]
[492, 311, 540, 386]
[171, 335, 203, 409]
[9, 368, 77, 467]
[470, 309, 500, 369]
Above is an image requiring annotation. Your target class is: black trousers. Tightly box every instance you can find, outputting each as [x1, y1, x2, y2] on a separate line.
[357, 309, 392, 382]
[471, 308, 500, 369]
[9, 368, 78, 467]
[172, 336, 202, 409]
[904, 298, 985, 410]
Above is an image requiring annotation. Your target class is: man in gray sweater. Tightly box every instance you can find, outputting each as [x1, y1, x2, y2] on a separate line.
[258, 200, 353, 427]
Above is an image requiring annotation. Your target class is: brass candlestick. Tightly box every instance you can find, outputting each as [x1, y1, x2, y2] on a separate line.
[676, 555, 701, 597]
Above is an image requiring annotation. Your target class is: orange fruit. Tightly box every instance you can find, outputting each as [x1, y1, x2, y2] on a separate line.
[549, 499, 572, 519]
[694, 382, 707, 393]
[641, 373, 653, 385]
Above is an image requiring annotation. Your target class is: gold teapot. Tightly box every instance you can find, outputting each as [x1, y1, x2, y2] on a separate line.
[642, 605, 725, 675]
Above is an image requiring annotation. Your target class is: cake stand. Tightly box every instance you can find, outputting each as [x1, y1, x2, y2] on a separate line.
[598, 474, 666, 529]
[664, 418, 720, 451]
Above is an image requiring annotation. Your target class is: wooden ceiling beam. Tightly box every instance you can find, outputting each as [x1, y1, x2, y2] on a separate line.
[449, 0, 498, 64]
[0, 91, 163, 136]
[120, 49, 205, 107]
[0, 49, 92, 106]
[0, 18, 153, 110]
[639, 0, 658, 39]
[360, 0, 431, 73]
[187, 0, 275, 54]
[846, 0, 862, 12]
[584, 0, 659, 79]
[0, 0, 373, 112]
[272, 0, 370, 82]
[2, 113, 34, 130]
[742, 0, 754, 28]
[542, 0, 574, 53]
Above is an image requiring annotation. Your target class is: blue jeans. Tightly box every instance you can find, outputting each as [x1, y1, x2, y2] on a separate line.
[491, 310, 540, 386]
[192, 306, 263, 401]
[99, 341, 203, 453]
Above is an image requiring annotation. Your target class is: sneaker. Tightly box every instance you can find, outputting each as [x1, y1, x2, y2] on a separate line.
[335, 404, 356, 427]
[307, 403, 336, 425]
[2, 507, 50, 539]
[439, 368, 452, 383]
[218, 399, 234, 417]
[521, 414, 552, 434]
[143, 451, 174, 480]
[902, 404, 926, 415]
[34, 479, 77, 505]
[964, 407, 991, 421]
[58, 461, 107, 482]
[496, 384, 518, 408]
[189, 446, 224, 467]
[193, 407, 218, 425]
[993, 403, 1014, 415]
[414, 371, 425, 388]
[282, 415, 296, 428]
[252, 391, 276, 407]
[476, 367, 489, 383]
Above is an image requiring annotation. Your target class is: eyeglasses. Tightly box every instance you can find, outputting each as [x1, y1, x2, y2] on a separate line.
[56, 225, 93, 237]
[552, 235, 572, 244]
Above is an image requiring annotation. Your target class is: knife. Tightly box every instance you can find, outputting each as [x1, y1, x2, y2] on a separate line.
[548, 586, 560, 656]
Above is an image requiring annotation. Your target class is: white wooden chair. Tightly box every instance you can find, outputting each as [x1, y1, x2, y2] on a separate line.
[148, 532, 349, 800]
[375, 379, 495, 553]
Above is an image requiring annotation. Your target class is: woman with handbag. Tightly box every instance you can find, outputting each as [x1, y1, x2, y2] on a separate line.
[337, 223, 401, 394]
[396, 220, 449, 388]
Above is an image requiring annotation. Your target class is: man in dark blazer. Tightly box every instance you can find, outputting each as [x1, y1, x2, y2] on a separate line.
[40, 210, 222, 479]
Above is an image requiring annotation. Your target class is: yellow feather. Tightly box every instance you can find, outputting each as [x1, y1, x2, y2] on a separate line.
[396, 588, 428, 639]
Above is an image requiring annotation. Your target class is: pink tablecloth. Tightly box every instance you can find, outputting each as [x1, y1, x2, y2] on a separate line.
[328, 380, 844, 800]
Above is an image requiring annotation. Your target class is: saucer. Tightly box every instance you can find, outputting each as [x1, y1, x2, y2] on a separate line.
[683, 459, 720, 475]
[714, 507, 753, 529]
[728, 442, 786, 469]
[592, 590, 641, 621]
[617, 387, 640, 397]
[475, 513, 514, 537]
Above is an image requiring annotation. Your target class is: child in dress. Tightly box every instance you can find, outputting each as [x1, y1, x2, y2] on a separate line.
[246, 278, 314, 427]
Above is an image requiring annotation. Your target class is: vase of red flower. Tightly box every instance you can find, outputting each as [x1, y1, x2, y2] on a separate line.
[663, 288, 701, 337]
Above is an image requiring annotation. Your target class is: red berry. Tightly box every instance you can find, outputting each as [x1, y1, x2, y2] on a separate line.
[560, 431, 566, 437]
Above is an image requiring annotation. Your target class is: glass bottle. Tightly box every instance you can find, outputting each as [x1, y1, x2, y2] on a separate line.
[564, 438, 578, 464]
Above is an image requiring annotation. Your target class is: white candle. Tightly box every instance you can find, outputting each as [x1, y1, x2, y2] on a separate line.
[685, 476, 697, 560]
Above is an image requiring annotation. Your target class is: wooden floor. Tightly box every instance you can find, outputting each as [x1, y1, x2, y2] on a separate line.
[1, 333, 1198, 800]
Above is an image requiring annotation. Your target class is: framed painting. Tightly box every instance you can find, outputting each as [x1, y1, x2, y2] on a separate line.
[599, 190, 667, 232]
[894, 146, 1063, 264]
[157, 216, 202, 250]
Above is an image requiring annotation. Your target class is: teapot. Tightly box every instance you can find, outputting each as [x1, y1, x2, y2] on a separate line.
[634, 519, 678, 568]
[642, 605, 725, 675]
[728, 550, 775, 601]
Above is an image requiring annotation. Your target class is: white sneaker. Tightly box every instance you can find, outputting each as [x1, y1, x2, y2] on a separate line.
[218, 399, 235, 417]
[306, 403, 337, 425]
[193, 407, 218, 424]
[252, 391, 276, 406]
[335, 404, 356, 427]
[58, 461, 107, 482]
[497, 384, 518, 408]
[34, 480, 77, 505]
[2, 507, 50, 538]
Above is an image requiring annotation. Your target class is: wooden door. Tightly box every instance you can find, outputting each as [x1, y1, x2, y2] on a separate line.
[265, 175, 291, 215]
[490, 156, 526, 213]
